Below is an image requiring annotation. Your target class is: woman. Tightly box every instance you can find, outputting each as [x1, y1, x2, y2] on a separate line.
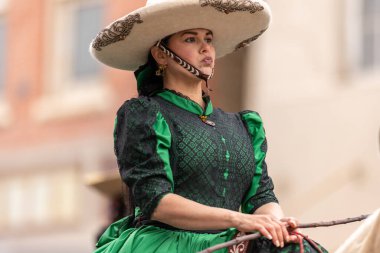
[90, 0, 328, 252]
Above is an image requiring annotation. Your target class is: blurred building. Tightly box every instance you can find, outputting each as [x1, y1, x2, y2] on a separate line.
[0, 0, 379, 252]
[0, 0, 142, 252]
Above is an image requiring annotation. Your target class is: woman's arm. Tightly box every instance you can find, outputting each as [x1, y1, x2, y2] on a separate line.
[254, 202, 284, 219]
[152, 193, 288, 248]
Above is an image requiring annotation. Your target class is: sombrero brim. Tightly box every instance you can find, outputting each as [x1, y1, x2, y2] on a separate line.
[90, 0, 271, 71]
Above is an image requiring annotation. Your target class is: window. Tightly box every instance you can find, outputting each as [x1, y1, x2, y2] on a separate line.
[48, 0, 105, 90]
[361, 0, 380, 68]
[0, 18, 6, 96]
[0, 168, 79, 231]
[33, 0, 109, 122]
[73, 4, 103, 80]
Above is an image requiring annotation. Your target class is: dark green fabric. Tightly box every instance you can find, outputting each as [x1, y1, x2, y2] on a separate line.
[153, 111, 174, 189]
[96, 216, 133, 248]
[98, 90, 328, 253]
[114, 97, 173, 218]
[95, 216, 236, 253]
[95, 217, 329, 253]
[157, 90, 213, 116]
[240, 111, 276, 214]
[150, 90, 278, 212]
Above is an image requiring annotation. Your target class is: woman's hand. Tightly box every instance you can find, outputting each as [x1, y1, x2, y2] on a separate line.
[280, 217, 302, 243]
[232, 213, 290, 248]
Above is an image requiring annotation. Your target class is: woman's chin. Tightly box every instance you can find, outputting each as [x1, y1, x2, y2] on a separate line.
[200, 67, 214, 76]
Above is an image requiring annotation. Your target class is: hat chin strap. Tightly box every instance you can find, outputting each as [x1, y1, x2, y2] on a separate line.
[155, 41, 214, 82]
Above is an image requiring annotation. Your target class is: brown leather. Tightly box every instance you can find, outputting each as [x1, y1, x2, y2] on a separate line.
[227, 232, 249, 253]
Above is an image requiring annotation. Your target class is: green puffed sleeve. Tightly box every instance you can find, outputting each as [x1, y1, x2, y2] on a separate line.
[240, 111, 278, 214]
[114, 97, 173, 219]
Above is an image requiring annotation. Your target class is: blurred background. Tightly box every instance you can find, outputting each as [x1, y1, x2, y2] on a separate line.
[0, 0, 379, 252]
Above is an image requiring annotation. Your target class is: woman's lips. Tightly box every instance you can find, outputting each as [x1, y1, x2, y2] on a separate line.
[201, 57, 213, 65]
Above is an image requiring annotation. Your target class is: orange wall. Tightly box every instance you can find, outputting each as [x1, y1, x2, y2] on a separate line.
[7, 0, 45, 124]
[0, 1, 147, 150]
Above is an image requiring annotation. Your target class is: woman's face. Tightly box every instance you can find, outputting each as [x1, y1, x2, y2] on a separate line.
[166, 28, 215, 79]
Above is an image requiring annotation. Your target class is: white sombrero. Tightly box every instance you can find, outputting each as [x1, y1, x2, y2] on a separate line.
[90, 0, 271, 71]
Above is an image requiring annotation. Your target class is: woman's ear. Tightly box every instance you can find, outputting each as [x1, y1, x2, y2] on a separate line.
[151, 46, 168, 65]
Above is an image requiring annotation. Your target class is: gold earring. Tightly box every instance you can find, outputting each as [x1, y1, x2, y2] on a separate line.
[156, 65, 167, 76]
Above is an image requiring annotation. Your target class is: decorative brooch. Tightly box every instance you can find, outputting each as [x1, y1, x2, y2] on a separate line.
[199, 115, 216, 127]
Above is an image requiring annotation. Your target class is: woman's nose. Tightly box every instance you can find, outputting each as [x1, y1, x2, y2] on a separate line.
[200, 41, 211, 53]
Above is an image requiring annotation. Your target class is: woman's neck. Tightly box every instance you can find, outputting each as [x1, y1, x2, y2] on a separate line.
[163, 75, 205, 109]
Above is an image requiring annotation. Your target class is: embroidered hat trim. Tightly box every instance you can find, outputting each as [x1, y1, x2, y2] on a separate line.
[92, 13, 143, 51]
[200, 0, 264, 14]
[235, 28, 267, 50]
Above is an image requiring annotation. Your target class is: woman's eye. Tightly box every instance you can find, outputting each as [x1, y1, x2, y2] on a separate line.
[205, 37, 213, 44]
[184, 37, 196, 43]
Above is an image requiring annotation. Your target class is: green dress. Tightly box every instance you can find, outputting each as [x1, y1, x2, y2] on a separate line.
[94, 90, 327, 253]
